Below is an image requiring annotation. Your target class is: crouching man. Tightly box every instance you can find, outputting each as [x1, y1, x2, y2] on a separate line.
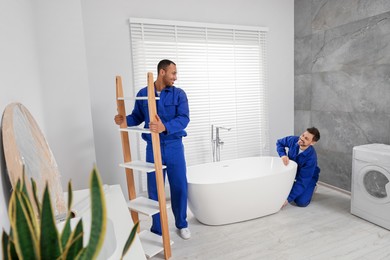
[276, 127, 320, 207]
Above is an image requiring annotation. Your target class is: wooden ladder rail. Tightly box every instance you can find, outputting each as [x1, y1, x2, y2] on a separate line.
[147, 72, 172, 259]
[115, 74, 172, 259]
[116, 76, 139, 225]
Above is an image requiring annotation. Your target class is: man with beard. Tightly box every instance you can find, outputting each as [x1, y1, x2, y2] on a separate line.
[114, 59, 191, 239]
[276, 127, 321, 208]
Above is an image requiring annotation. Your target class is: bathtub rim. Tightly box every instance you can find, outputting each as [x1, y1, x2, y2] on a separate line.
[186, 156, 297, 185]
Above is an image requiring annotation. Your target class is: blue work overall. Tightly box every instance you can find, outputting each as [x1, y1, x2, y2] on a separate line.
[276, 136, 320, 207]
[146, 140, 188, 234]
[126, 85, 189, 234]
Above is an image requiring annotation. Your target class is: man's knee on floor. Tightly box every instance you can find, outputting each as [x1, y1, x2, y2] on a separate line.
[294, 198, 311, 207]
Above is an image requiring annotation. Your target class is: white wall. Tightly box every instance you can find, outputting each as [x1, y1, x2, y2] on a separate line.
[0, 0, 97, 240]
[33, 0, 96, 190]
[1, 0, 96, 191]
[0, 0, 45, 124]
[80, 0, 294, 197]
[1, 0, 45, 240]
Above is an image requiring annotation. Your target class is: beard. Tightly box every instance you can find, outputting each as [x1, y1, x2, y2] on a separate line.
[298, 139, 308, 147]
[163, 77, 174, 87]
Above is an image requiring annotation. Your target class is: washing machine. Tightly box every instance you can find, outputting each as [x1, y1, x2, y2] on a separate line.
[351, 143, 390, 230]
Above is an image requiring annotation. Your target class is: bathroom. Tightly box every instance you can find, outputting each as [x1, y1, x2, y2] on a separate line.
[1, 0, 390, 259]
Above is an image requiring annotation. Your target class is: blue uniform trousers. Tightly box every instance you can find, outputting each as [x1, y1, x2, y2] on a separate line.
[292, 176, 317, 207]
[146, 140, 188, 235]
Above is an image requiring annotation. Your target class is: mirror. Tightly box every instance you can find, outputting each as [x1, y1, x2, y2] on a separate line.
[1, 103, 66, 216]
[0, 119, 11, 233]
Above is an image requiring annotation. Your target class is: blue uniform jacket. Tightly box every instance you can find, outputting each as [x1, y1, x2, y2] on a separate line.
[126, 85, 190, 143]
[276, 136, 320, 202]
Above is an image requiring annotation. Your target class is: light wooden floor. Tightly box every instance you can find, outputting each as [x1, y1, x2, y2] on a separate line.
[139, 184, 390, 259]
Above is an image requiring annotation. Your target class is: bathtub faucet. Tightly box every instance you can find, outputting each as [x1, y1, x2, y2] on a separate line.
[211, 124, 232, 162]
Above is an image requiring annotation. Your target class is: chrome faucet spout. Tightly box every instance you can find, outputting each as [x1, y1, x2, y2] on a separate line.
[211, 125, 232, 162]
[216, 126, 231, 131]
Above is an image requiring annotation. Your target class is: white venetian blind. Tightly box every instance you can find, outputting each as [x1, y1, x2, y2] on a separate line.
[129, 18, 269, 166]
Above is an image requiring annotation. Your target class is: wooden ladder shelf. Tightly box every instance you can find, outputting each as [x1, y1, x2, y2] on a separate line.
[116, 73, 172, 259]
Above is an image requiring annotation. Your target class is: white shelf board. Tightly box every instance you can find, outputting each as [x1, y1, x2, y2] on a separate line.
[119, 160, 166, 173]
[139, 230, 174, 259]
[119, 126, 151, 134]
[117, 96, 160, 100]
[127, 197, 170, 216]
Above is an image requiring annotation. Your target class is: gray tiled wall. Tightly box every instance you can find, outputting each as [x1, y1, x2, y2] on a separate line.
[294, 0, 390, 191]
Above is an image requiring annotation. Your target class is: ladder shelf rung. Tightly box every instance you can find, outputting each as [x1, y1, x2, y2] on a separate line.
[127, 197, 171, 216]
[139, 230, 174, 259]
[119, 160, 167, 173]
[117, 96, 160, 100]
[119, 126, 151, 134]
[116, 75, 171, 259]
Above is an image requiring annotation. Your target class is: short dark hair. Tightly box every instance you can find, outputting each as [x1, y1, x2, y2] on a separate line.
[157, 59, 176, 74]
[307, 127, 320, 142]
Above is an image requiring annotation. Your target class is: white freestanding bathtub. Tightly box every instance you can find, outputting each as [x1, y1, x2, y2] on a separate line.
[187, 156, 297, 225]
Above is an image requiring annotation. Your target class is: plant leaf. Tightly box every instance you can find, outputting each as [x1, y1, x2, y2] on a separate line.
[68, 181, 73, 211]
[7, 229, 17, 259]
[15, 179, 21, 192]
[7, 192, 16, 229]
[40, 184, 61, 259]
[65, 233, 83, 260]
[7, 236, 18, 260]
[78, 167, 107, 260]
[31, 178, 41, 214]
[75, 248, 86, 260]
[12, 190, 39, 259]
[19, 173, 39, 241]
[65, 220, 84, 260]
[61, 181, 74, 250]
[61, 217, 72, 250]
[19, 189, 39, 242]
[20, 171, 28, 199]
[2, 230, 9, 260]
[121, 222, 139, 259]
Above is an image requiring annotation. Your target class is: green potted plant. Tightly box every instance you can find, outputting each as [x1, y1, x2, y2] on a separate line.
[1, 167, 139, 260]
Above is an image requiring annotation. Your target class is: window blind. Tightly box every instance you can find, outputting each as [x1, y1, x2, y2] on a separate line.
[129, 18, 269, 167]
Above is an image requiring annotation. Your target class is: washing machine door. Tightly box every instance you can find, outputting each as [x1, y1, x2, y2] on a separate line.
[358, 165, 390, 204]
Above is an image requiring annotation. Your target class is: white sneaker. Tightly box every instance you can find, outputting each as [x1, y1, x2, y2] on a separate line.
[179, 228, 191, 240]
